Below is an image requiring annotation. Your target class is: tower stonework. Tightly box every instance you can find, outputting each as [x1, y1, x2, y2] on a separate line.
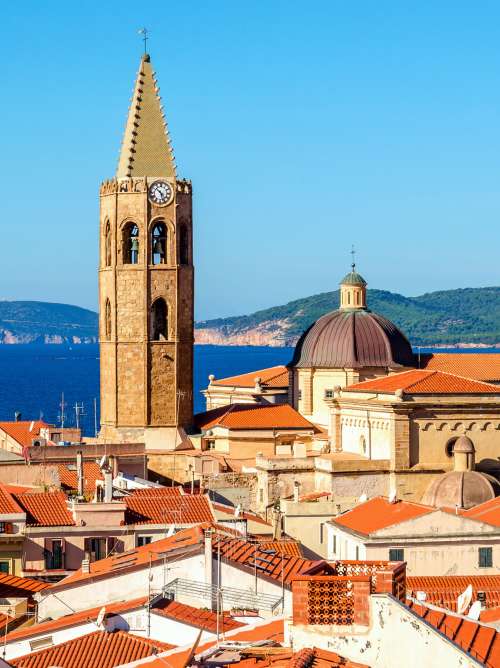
[98, 54, 193, 448]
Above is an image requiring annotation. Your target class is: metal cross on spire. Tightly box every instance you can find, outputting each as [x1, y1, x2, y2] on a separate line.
[138, 27, 149, 55]
[350, 245, 356, 271]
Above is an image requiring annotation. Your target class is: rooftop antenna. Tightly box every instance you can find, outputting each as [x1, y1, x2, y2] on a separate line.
[58, 392, 66, 441]
[74, 402, 85, 431]
[138, 27, 149, 55]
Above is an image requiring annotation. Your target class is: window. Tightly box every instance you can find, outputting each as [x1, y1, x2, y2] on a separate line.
[298, 390, 302, 401]
[0, 561, 9, 574]
[45, 539, 64, 570]
[360, 435, 367, 454]
[123, 223, 139, 264]
[445, 437, 458, 458]
[179, 224, 189, 265]
[104, 299, 111, 340]
[206, 440, 215, 450]
[151, 298, 168, 341]
[324, 389, 334, 399]
[479, 547, 493, 568]
[29, 636, 54, 651]
[319, 523, 324, 544]
[389, 548, 404, 562]
[151, 223, 167, 265]
[86, 537, 107, 562]
[104, 221, 112, 266]
[137, 536, 152, 547]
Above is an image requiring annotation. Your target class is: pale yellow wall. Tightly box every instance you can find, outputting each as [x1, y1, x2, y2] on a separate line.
[340, 408, 392, 459]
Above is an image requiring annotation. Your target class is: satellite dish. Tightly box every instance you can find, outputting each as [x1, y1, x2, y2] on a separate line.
[96, 606, 106, 628]
[468, 601, 482, 620]
[234, 504, 241, 518]
[416, 591, 427, 602]
[359, 494, 368, 503]
[166, 525, 176, 538]
[457, 584, 473, 615]
[388, 490, 397, 504]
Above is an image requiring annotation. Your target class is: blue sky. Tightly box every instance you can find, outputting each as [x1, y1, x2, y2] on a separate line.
[2, 1, 499, 320]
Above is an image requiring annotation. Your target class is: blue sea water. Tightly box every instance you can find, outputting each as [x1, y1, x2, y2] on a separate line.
[0, 344, 497, 437]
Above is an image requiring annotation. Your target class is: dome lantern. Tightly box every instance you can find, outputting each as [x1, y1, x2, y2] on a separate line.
[339, 249, 367, 309]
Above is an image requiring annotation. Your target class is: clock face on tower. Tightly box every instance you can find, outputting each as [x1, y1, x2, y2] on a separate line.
[148, 180, 173, 206]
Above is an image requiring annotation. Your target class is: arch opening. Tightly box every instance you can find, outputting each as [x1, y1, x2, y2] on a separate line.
[151, 223, 167, 265]
[123, 223, 139, 264]
[151, 298, 168, 341]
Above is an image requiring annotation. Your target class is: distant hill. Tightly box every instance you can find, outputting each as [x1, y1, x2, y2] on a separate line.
[0, 301, 97, 344]
[195, 287, 500, 348]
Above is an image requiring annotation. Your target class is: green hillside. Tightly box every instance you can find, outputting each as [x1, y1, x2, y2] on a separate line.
[196, 287, 500, 346]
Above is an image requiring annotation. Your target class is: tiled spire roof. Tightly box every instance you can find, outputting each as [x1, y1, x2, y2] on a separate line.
[117, 54, 176, 178]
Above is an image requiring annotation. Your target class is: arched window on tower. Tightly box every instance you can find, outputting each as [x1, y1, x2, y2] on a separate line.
[123, 223, 139, 264]
[151, 298, 168, 341]
[151, 223, 167, 265]
[104, 221, 112, 267]
[104, 299, 111, 340]
[179, 224, 189, 265]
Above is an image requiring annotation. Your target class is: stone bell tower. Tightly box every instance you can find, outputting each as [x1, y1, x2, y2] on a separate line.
[98, 53, 193, 448]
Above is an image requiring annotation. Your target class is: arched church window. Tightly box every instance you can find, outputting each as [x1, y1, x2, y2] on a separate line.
[104, 299, 111, 340]
[151, 298, 168, 341]
[347, 292, 351, 305]
[151, 223, 167, 265]
[123, 223, 139, 264]
[179, 224, 189, 265]
[104, 221, 112, 267]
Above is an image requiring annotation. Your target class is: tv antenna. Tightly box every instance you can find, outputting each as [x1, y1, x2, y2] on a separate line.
[74, 402, 85, 430]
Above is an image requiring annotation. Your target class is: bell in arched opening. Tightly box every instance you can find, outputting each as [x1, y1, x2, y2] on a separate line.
[151, 223, 167, 265]
[123, 223, 140, 264]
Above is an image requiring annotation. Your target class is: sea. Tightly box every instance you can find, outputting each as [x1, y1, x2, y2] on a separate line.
[0, 344, 497, 438]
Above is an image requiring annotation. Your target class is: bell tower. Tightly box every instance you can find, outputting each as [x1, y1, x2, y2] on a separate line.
[98, 53, 193, 448]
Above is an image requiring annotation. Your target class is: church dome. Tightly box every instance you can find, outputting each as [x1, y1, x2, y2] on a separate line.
[340, 270, 367, 286]
[421, 470, 500, 510]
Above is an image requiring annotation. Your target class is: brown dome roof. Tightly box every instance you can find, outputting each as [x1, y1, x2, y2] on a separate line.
[422, 471, 500, 510]
[291, 309, 414, 369]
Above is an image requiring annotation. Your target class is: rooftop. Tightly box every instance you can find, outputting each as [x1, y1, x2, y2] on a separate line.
[463, 496, 500, 527]
[0, 485, 24, 515]
[407, 575, 500, 611]
[0, 573, 49, 599]
[344, 369, 500, 395]
[151, 599, 243, 633]
[331, 497, 434, 536]
[13, 491, 75, 527]
[211, 366, 289, 389]
[420, 352, 500, 382]
[10, 629, 174, 668]
[57, 462, 103, 493]
[124, 490, 214, 525]
[0, 421, 50, 448]
[194, 403, 318, 432]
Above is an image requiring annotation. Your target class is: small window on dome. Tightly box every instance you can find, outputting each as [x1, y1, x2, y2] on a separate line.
[445, 437, 458, 458]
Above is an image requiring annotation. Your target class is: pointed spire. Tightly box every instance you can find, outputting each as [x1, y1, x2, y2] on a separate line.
[117, 54, 176, 179]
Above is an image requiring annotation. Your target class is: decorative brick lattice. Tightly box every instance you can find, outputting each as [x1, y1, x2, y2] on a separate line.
[336, 562, 381, 590]
[306, 579, 354, 625]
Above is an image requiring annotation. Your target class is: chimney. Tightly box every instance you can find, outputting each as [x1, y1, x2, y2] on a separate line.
[104, 469, 113, 503]
[81, 558, 90, 574]
[204, 528, 214, 599]
[293, 480, 300, 503]
[76, 450, 84, 498]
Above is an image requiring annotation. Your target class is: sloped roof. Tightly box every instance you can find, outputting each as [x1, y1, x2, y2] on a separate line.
[194, 403, 318, 432]
[406, 599, 500, 666]
[14, 492, 74, 527]
[0, 421, 49, 448]
[0, 485, 24, 515]
[407, 575, 500, 611]
[124, 490, 214, 525]
[420, 353, 500, 382]
[57, 462, 103, 493]
[344, 369, 500, 395]
[212, 501, 272, 527]
[463, 496, 500, 527]
[212, 366, 289, 389]
[219, 646, 369, 668]
[151, 599, 243, 632]
[0, 573, 49, 598]
[332, 497, 434, 536]
[11, 629, 174, 668]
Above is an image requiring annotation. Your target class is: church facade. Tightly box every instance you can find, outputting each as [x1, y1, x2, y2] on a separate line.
[98, 55, 194, 448]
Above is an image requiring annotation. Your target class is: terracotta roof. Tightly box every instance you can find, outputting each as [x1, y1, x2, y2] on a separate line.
[219, 646, 368, 668]
[481, 607, 500, 624]
[332, 497, 433, 536]
[57, 462, 103, 493]
[194, 403, 318, 432]
[0, 485, 24, 515]
[0, 612, 12, 633]
[49, 526, 205, 590]
[212, 502, 272, 527]
[151, 599, 244, 632]
[258, 541, 303, 557]
[463, 496, 500, 527]
[344, 369, 500, 395]
[406, 599, 500, 666]
[212, 366, 289, 389]
[407, 575, 500, 611]
[14, 492, 74, 527]
[11, 629, 175, 668]
[420, 353, 500, 382]
[0, 421, 50, 448]
[124, 490, 214, 525]
[0, 573, 49, 598]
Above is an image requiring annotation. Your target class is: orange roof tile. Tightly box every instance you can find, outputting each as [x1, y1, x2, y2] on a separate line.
[194, 403, 318, 431]
[0, 612, 13, 633]
[481, 607, 500, 624]
[406, 599, 500, 666]
[0, 421, 50, 448]
[463, 496, 500, 528]
[0, 573, 49, 598]
[407, 575, 500, 611]
[212, 502, 272, 527]
[221, 646, 369, 668]
[332, 497, 433, 536]
[344, 369, 500, 395]
[420, 353, 500, 382]
[11, 629, 175, 668]
[0, 485, 24, 515]
[212, 366, 289, 389]
[151, 599, 243, 632]
[5, 597, 149, 643]
[57, 462, 103, 493]
[258, 541, 303, 557]
[124, 490, 214, 525]
[14, 492, 74, 527]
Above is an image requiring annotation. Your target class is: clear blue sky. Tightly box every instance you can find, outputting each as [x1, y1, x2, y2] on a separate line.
[2, 1, 499, 320]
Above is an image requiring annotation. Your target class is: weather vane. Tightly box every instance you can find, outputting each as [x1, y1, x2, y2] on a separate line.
[138, 27, 149, 55]
[351, 244, 356, 271]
